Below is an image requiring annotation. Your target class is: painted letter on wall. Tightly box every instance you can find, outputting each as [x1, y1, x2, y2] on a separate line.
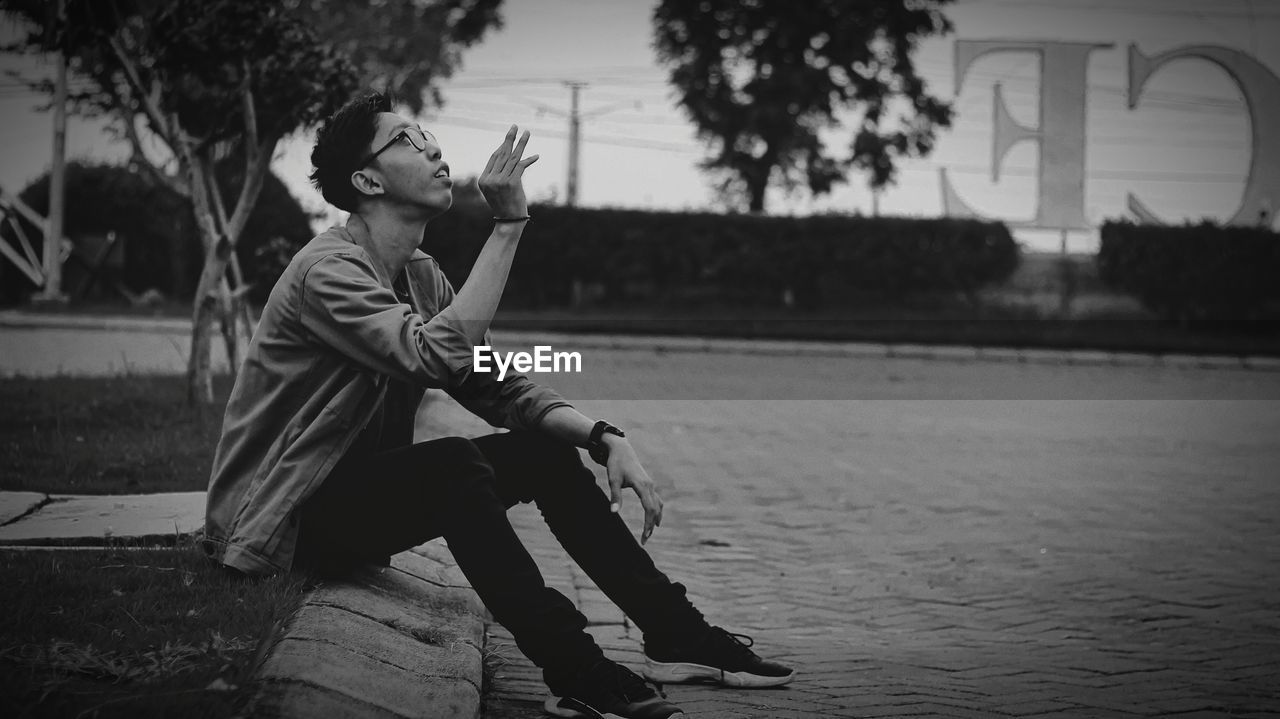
[1127, 44, 1280, 227]
[942, 40, 1112, 231]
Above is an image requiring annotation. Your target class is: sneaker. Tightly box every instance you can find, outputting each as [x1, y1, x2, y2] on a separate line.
[544, 658, 685, 719]
[643, 626, 796, 688]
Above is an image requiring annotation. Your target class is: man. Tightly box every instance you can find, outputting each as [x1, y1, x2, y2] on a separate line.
[202, 91, 794, 719]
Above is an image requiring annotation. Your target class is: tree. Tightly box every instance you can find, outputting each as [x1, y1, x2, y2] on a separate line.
[653, 0, 956, 213]
[0, 162, 313, 307]
[2, 0, 503, 403]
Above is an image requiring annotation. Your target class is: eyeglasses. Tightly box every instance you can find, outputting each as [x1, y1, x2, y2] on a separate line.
[358, 126, 429, 168]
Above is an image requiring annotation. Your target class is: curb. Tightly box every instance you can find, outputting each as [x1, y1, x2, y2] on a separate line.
[246, 539, 488, 719]
[492, 329, 1280, 372]
[3, 310, 1278, 372]
[0, 310, 192, 334]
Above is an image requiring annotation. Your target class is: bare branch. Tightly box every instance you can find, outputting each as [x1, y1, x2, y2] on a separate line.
[225, 132, 280, 246]
[105, 35, 175, 148]
[118, 106, 190, 198]
[200, 158, 230, 243]
[241, 59, 259, 168]
[186, 151, 223, 253]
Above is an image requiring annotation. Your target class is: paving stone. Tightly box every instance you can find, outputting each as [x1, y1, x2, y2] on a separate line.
[460, 358, 1280, 716]
[0, 491, 205, 543]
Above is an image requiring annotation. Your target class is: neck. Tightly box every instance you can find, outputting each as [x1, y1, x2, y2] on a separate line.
[350, 204, 428, 282]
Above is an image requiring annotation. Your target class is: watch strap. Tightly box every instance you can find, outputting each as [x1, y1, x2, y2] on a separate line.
[585, 420, 625, 465]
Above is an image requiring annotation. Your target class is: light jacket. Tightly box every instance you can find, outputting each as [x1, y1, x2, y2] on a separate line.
[201, 216, 571, 576]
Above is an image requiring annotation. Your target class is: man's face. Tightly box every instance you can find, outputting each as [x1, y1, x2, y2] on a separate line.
[355, 112, 452, 213]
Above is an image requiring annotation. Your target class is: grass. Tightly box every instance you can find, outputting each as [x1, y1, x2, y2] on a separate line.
[0, 375, 314, 718]
[0, 541, 314, 719]
[0, 375, 232, 495]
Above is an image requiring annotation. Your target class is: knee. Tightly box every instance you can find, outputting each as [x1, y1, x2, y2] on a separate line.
[431, 437, 497, 491]
[507, 431, 587, 474]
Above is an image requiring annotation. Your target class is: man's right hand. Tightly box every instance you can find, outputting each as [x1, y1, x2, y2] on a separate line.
[478, 125, 538, 218]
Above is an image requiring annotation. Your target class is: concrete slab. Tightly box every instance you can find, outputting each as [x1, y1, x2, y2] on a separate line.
[1243, 355, 1280, 372]
[285, 604, 482, 683]
[1065, 349, 1116, 366]
[1018, 347, 1073, 365]
[1109, 351, 1157, 367]
[0, 327, 231, 378]
[249, 553, 487, 719]
[0, 491, 47, 525]
[1160, 353, 1247, 370]
[0, 491, 205, 544]
[975, 346, 1026, 363]
[402, 539, 472, 589]
[310, 565, 485, 648]
[249, 681, 404, 719]
[256, 636, 480, 719]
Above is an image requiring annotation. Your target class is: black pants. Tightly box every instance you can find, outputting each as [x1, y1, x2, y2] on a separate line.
[295, 431, 707, 692]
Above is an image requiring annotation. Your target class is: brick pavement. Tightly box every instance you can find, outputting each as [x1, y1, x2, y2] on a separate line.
[455, 350, 1280, 718]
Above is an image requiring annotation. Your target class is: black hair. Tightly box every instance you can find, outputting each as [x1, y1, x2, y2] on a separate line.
[308, 91, 392, 212]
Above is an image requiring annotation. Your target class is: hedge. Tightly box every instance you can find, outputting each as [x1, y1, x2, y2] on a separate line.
[1097, 220, 1280, 321]
[0, 162, 312, 307]
[422, 204, 1019, 310]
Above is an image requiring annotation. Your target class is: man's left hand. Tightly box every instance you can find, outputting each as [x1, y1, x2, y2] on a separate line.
[603, 436, 664, 545]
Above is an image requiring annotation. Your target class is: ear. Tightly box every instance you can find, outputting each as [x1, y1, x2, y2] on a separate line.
[350, 168, 385, 200]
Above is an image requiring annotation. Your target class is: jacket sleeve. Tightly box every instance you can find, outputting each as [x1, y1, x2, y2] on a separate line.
[432, 270, 574, 431]
[298, 252, 473, 388]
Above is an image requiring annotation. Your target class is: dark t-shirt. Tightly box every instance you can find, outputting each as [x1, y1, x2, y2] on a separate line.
[339, 271, 421, 460]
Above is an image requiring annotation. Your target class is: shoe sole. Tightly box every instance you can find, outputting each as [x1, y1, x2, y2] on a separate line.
[543, 695, 686, 718]
[642, 659, 795, 688]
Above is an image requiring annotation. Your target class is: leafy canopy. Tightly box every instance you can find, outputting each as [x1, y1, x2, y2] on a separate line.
[653, 0, 956, 212]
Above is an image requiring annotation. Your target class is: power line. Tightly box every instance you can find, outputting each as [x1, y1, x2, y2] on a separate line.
[962, 0, 1280, 20]
[422, 113, 700, 155]
[926, 161, 1246, 184]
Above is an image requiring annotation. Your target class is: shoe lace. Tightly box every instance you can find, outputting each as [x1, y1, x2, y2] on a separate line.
[589, 659, 651, 703]
[708, 627, 758, 662]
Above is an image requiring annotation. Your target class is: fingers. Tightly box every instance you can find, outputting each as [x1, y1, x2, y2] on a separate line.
[609, 472, 623, 514]
[483, 125, 518, 177]
[515, 154, 540, 173]
[503, 129, 531, 173]
[638, 483, 664, 545]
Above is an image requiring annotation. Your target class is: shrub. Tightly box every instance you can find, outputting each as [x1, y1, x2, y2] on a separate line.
[1097, 219, 1280, 321]
[0, 162, 312, 307]
[421, 204, 1018, 310]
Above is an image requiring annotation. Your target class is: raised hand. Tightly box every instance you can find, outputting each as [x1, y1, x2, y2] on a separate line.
[478, 125, 539, 218]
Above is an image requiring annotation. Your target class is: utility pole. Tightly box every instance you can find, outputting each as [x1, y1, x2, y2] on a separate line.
[37, 0, 68, 303]
[564, 81, 585, 207]
[525, 83, 639, 207]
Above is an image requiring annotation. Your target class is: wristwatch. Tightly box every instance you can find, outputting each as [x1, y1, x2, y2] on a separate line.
[584, 420, 625, 466]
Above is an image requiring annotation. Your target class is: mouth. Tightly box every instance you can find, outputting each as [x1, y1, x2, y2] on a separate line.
[434, 168, 450, 179]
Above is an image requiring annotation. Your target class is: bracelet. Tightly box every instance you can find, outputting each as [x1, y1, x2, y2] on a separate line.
[493, 215, 531, 223]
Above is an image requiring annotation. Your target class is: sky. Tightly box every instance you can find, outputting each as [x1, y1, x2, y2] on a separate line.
[1, 0, 1277, 252]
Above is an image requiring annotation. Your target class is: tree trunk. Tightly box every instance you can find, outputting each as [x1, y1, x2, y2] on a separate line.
[185, 154, 240, 405]
[187, 244, 224, 405]
[747, 181, 767, 214]
[745, 160, 770, 214]
[181, 132, 277, 404]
